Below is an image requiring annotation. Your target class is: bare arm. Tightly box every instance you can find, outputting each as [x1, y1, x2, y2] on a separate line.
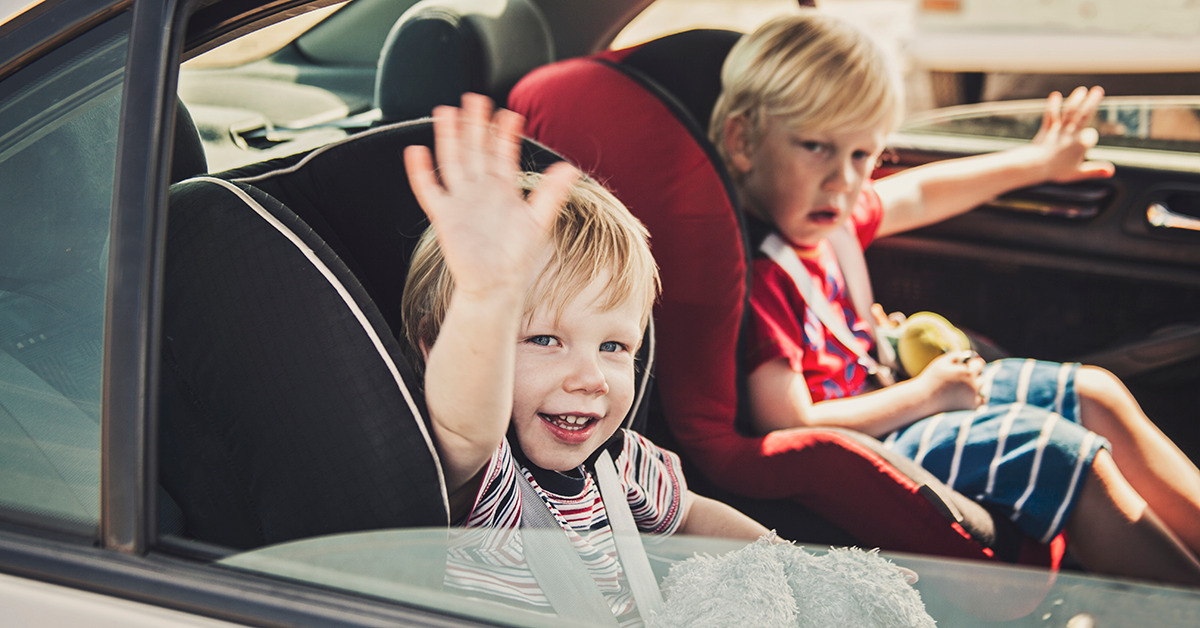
[748, 352, 985, 438]
[874, 86, 1113, 239]
[403, 94, 578, 497]
[676, 491, 771, 541]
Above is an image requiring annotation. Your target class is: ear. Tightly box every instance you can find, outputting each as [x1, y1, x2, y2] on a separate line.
[419, 339, 431, 361]
[723, 116, 755, 175]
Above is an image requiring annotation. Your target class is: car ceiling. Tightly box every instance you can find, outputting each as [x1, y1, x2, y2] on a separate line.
[183, 0, 657, 62]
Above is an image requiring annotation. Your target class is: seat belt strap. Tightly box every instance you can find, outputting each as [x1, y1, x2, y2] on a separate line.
[593, 448, 665, 618]
[760, 232, 895, 386]
[517, 471, 621, 626]
[827, 222, 898, 371]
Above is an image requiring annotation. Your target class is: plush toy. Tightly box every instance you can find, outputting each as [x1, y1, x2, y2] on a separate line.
[897, 311, 972, 377]
[649, 535, 935, 628]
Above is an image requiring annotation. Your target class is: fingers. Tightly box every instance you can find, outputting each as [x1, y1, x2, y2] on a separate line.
[431, 104, 462, 189]
[526, 161, 580, 228]
[870, 303, 889, 327]
[1037, 91, 1063, 140]
[431, 93, 528, 189]
[1077, 159, 1116, 180]
[1058, 86, 1103, 141]
[491, 108, 526, 176]
[460, 93, 494, 176]
[404, 144, 444, 220]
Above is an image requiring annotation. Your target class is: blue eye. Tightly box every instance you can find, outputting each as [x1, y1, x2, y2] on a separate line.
[529, 335, 557, 346]
[599, 341, 625, 353]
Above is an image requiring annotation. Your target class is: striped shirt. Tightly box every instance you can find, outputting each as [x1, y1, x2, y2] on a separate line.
[446, 429, 686, 625]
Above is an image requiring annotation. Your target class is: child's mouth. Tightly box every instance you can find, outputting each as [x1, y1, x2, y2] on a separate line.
[808, 208, 839, 224]
[539, 413, 600, 442]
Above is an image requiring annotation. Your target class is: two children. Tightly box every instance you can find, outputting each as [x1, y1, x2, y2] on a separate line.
[401, 94, 768, 621]
[711, 13, 1200, 585]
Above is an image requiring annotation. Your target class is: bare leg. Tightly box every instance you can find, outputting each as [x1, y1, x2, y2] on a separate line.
[1075, 366, 1200, 553]
[1067, 450, 1200, 586]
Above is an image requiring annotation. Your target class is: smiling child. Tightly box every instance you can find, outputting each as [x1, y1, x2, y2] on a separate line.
[401, 94, 768, 623]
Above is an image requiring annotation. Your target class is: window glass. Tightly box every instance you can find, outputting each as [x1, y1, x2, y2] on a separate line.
[219, 528, 1200, 627]
[612, 0, 796, 49]
[0, 12, 130, 531]
[900, 97, 1200, 155]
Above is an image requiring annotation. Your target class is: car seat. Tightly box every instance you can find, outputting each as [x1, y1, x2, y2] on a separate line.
[160, 117, 659, 551]
[374, 0, 554, 125]
[159, 122, 473, 550]
[508, 29, 1066, 569]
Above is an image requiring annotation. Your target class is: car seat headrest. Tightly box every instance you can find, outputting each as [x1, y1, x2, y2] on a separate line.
[216, 120, 564, 335]
[603, 29, 743, 130]
[374, 0, 554, 124]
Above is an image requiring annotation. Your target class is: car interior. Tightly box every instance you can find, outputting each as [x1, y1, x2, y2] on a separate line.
[158, 0, 1037, 571]
[5, 0, 1200, 624]
[153, 0, 1199, 597]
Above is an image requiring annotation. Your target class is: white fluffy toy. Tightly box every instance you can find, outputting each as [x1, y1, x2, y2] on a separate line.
[649, 534, 936, 628]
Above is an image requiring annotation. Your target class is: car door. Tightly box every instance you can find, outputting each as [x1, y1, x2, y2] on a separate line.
[868, 98, 1200, 462]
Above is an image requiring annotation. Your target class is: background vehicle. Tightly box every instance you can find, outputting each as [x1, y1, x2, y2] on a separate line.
[1, 0, 1198, 626]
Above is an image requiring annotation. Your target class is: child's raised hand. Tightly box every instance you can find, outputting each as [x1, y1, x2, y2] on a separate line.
[914, 350, 986, 414]
[403, 93, 579, 300]
[1030, 86, 1115, 183]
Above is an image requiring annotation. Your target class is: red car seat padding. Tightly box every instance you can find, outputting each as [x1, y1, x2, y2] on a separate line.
[510, 52, 1058, 569]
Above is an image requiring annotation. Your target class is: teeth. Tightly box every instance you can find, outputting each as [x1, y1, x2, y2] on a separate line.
[543, 414, 593, 431]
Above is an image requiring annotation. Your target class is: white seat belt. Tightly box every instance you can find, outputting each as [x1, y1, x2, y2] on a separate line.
[760, 229, 895, 386]
[516, 449, 663, 625]
[594, 448, 665, 618]
[517, 471, 622, 626]
[827, 222, 898, 371]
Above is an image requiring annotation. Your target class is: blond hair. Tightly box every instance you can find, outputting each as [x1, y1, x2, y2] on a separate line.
[401, 172, 660, 372]
[709, 12, 904, 179]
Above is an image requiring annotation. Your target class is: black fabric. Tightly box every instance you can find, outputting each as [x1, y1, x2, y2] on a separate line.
[375, 0, 553, 124]
[618, 29, 742, 131]
[170, 99, 207, 183]
[160, 178, 447, 549]
[221, 120, 564, 335]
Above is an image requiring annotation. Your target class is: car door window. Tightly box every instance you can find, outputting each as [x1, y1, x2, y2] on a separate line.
[0, 12, 130, 532]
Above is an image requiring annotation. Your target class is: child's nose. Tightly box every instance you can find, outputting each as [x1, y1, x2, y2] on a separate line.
[824, 159, 855, 193]
[564, 353, 609, 395]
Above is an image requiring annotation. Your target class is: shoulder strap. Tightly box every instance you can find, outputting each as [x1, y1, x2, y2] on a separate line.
[760, 232, 895, 386]
[516, 471, 621, 626]
[593, 448, 665, 618]
[827, 222, 898, 371]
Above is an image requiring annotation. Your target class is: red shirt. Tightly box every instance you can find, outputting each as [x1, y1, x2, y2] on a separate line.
[746, 183, 885, 402]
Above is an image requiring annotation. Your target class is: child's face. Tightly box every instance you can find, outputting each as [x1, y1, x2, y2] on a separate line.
[733, 116, 887, 248]
[511, 272, 642, 472]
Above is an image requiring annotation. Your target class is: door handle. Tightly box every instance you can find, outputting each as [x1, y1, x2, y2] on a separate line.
[1147, 202, 1200, 232]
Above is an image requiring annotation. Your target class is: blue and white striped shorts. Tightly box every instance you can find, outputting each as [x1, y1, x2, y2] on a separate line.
[883, 358, 1110, 543]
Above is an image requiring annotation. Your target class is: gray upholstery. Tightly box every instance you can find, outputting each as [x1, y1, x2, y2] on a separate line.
[374, 0, 553, 124]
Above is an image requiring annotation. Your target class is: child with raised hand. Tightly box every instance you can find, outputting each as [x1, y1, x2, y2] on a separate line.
[402, 94, 768, 621]
[711, 13, 1200, 585]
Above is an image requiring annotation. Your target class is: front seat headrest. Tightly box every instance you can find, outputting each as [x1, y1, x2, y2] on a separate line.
[374, 0, 553, 124]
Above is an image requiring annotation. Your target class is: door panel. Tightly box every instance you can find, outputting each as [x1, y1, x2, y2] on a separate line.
[869, 143, 1200, 462]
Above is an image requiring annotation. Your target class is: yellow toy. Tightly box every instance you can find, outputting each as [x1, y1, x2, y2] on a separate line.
[897, 312, 971, 377]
